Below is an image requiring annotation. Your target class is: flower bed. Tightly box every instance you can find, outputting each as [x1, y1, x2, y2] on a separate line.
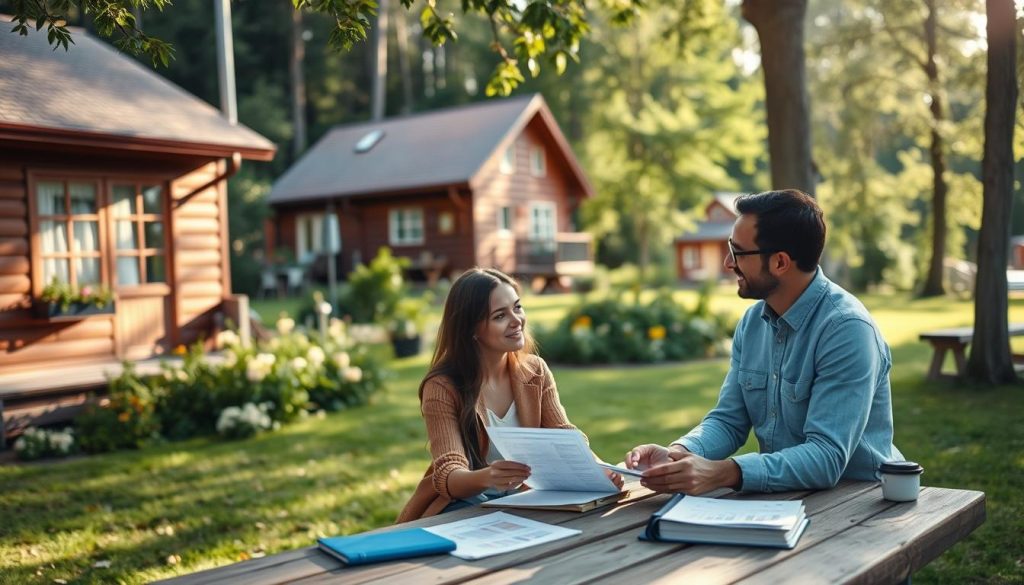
[27, 317, 391, 457]
[537, 290, 734, 364]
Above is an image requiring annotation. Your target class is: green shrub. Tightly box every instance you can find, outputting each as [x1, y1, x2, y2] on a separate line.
[341, 247, 409, 323]
[13, 427, 76, 460]
[75, 363, 161, 453]
[537, 288, 733, 365]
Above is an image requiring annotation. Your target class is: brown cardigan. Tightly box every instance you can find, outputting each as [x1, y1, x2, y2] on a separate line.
[396, 354, 578, 523]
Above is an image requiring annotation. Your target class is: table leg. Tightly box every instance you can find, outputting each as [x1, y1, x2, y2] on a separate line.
[951, 344, 967, 379]
[926, 345, 947, 381]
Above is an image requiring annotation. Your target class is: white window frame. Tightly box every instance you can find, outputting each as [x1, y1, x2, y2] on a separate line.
[499, 144, 516, 174]
[496, 205, 513, 235]
[528, 202, 557, 242]
[529, 146, 546, 177]
[682, 246, 700, 270]
[388, 208, 425, 246]
[295, 213, 325, 264]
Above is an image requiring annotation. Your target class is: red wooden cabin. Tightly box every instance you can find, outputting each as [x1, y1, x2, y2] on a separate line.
[0, 23, 275, 440]
[267, 95, 594, 290]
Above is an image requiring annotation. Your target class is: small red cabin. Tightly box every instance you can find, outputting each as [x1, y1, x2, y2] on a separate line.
[266, 95, 594, 289]
[674, 193, 742, 282]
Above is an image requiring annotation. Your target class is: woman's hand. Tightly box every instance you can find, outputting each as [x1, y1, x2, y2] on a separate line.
[605, 469, 625, 490]
[483, 460, 531, 491]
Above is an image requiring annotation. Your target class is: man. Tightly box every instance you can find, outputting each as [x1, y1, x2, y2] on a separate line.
[627, 189, 902, 494]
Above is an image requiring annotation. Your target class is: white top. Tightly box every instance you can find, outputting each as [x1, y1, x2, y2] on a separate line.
[484, 402, 520, 466]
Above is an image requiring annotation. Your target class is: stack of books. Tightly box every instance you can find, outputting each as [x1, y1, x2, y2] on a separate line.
[643, 495, 809, 549]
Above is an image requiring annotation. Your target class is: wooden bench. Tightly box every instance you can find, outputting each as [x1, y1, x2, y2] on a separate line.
[918, 323, 1024, 381]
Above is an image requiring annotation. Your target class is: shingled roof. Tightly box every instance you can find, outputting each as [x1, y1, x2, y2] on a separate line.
[0, 19, 275, 160]
[269, 94, 592, 205]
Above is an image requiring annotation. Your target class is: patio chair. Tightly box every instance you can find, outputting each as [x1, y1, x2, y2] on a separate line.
[258, 268, 279, 299]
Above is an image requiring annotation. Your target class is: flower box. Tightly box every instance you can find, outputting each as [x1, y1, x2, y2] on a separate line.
[33, 300, 115, 321]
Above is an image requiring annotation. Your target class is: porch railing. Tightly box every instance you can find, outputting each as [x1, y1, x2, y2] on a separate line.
[515, 232, 594, 276]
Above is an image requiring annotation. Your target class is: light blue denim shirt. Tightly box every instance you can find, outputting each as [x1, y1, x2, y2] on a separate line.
[676, 268, 902, 492]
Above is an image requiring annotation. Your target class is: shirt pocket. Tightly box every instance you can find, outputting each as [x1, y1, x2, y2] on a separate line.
[780, 378, 812, 436]
[738, 368, 769, 426]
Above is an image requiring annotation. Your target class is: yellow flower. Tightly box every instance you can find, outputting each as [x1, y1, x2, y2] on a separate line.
[572, 315, 592, 329]
[117, 411, 131, 423]
[172, 344, 187, 356]
[648, 325, 667, 341]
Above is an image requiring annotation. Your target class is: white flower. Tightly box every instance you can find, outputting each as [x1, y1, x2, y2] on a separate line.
[328, 318, 346, 341]
[307, 346, 325, 368]
[256, 353, 276, 367]
[246, 360, 268, 383]
[291, 356, 308, 370]
[342, 366, 363, 383]
[224, 352, 238, 367]
[333, 352, 351, 369]
[276, 317, 295, 335]
[217, 330, 240, 348]
[175, 370, 188, 382]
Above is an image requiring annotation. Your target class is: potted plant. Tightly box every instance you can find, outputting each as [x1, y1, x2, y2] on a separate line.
[34, 277, 115, 321]
[388, 296, 430, 358]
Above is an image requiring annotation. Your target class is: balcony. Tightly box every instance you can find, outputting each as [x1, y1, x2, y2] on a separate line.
[515, 232, 594, 276]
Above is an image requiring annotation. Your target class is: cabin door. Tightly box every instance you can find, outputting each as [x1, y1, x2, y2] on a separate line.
[108, 182, 173, 359]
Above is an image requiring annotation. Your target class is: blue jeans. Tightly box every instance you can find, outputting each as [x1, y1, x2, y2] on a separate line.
[440, 491, 510, 514]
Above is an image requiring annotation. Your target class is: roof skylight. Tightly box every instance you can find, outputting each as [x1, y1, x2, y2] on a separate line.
[354, 129, 385, 153]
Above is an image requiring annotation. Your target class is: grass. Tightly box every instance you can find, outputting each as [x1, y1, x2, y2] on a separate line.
[2, 291, 1023, 583]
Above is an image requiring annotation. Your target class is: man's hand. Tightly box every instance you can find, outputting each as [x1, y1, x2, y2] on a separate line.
[639, 451, 741, 495]
[625, 443, 688, 470]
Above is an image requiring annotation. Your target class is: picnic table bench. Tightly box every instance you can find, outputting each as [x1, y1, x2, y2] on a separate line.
[918, 323, 1024, 381]
[157, 480, 985, 585]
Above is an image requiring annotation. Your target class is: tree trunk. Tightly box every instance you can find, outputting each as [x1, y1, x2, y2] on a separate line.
[920, 0, 948, 297]
[741, 0, 814, 195]
[966, 0, 1018, 384]
[370, 0, 389, 121]
[393, 5, 414, 115]
[289, 6, 308, 159]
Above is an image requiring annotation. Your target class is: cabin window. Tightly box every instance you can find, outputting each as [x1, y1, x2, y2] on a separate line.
[528, 202, 556, 242]
[438, 211, 455, 235]
[496, 206, 513, 233]
[499, 144, 516, 174]
[529, 146, 546, 177]
[389, 208, 424, 246]
[36, 180, 102, 288]
[111, 184, 167, 286]
[682, 246, 701, 270]
[296, 213, 325, 264]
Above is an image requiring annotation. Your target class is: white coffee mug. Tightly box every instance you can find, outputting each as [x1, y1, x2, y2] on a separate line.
[879, 461, 924, 502]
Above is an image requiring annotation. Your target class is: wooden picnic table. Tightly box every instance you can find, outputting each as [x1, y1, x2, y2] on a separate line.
[918, 323, 1024, 381]
[158, 480, 985, 585]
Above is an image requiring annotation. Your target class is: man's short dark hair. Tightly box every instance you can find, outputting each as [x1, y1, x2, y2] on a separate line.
[735, 189, 825, 273]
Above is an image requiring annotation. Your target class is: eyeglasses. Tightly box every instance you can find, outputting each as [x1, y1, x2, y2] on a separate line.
[727, 238, 778, 261]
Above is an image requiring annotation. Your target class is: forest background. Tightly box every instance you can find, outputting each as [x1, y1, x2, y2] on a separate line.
[2, 0, 1023, 297]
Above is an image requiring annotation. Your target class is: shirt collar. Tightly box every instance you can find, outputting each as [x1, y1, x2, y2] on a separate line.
[759, 267, 827, 332]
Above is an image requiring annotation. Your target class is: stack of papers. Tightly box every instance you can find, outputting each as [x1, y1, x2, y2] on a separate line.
[481, 427, 625, 512]
[644, 496, 809, 549]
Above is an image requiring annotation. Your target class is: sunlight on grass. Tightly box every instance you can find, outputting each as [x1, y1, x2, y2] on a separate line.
[4, 290, 1024, 584]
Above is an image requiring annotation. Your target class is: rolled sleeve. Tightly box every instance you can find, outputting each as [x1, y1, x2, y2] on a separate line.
[420, 379, 472, 500]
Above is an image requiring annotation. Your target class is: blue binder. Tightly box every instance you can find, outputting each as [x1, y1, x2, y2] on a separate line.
[317, 528, 457, 566]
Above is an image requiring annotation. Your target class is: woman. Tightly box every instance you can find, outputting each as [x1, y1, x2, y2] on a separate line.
[397, 268, 621, 522]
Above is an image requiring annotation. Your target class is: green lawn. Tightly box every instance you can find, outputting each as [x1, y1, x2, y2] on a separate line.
[2, 292, 1023, 583]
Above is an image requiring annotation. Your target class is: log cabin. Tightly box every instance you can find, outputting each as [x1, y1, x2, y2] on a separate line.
[674, 192, 743, 282]
[0, 22, 275, 441]
[266, 94, 594, 290]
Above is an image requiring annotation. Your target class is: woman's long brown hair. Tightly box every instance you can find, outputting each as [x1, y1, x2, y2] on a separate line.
[419, 268, 535, 470]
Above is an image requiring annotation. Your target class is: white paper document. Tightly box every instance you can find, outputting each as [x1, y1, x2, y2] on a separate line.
[422, 512, 581, 559]
[662, 496, 805, 529]
[484, 427, 619, 492]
